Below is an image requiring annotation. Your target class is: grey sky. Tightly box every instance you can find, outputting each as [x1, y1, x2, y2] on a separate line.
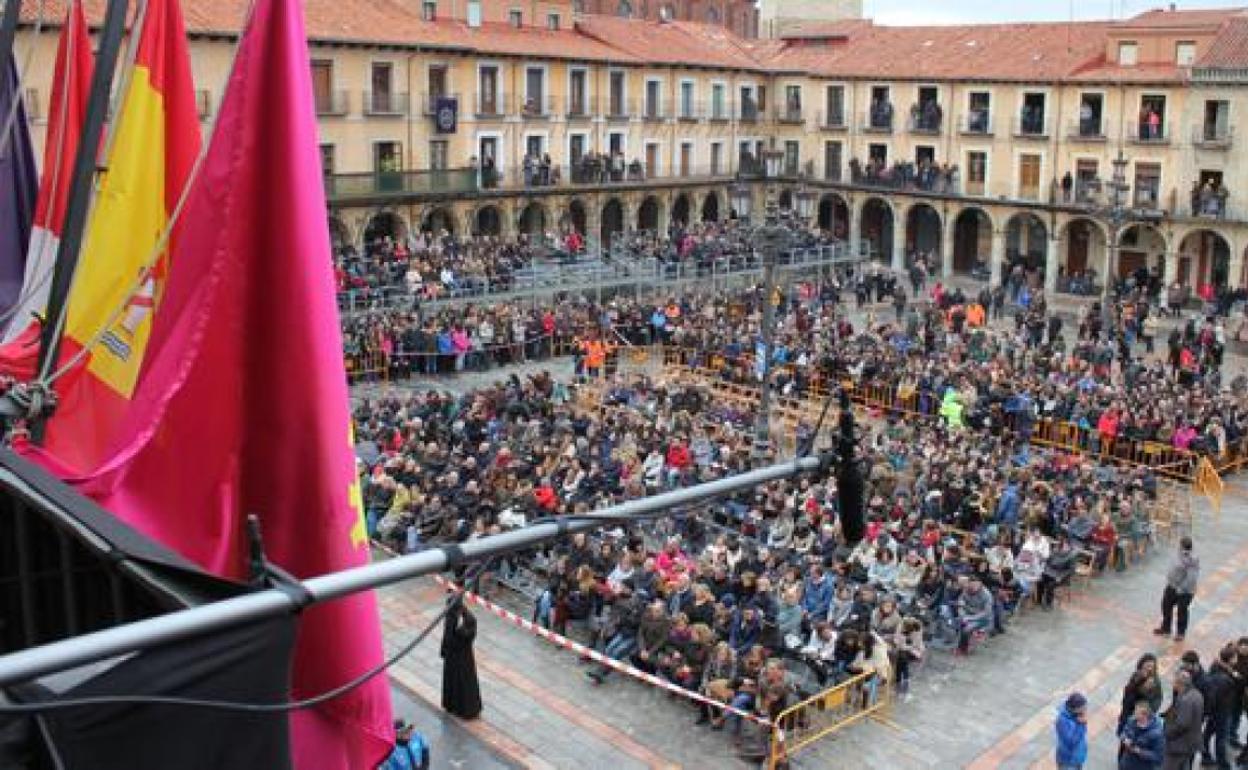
[863, 0, 1245, 25]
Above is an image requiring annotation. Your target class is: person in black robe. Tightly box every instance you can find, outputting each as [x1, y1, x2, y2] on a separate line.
[440, 601, 482, 719]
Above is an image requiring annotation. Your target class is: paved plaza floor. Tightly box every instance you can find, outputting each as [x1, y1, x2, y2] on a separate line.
[378, 475, 1248, 770]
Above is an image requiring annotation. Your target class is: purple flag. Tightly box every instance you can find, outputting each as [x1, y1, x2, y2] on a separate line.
[0, 55, 37, 314]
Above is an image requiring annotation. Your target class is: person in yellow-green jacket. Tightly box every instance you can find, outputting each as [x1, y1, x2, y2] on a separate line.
[940, 388, 965, 431]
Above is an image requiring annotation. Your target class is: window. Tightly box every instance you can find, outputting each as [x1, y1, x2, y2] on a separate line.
[680, 81, 694, 119]
[966, 91, 990, 133]
[783, 85, 802, 120]
[915, 145, 935, 166]
[525, 134, 544, 158]
[429, 140, 448, 170]
[1077, 93, 1103, 137]
[1019, 92, 1046, 135]
[824, 140, 842, 182]
[757, 85, 766, 114]
[1133, 162, 1161, 208]
[645, 79, 662, 118]
[374, 141, 402, 174]
[609, 71, 626, 116]
[644, 142, 659, 176]
[569, 70, 587, 116]
[824, 85, 844, 127]
[319, 144, 335, 176]
[706, 5, 719, 23]
[426, 64, 447, 114]
[868, 143, 887, 165]
[784, 140, 800, 175]
[524, 66, 546, 116]
[478, 65, 499, 115]
[868, 85, 891, 130]
[914, 86, 940, 131]
[1119, 41, 1138, 65]
[966, 151, 987, 196]
[679, 142, 692, 176]
[422, 0, 436, 21]
[660, 4, 675, 20]
[370, 62, 396, 114]
[1138, 94, 1166, 141]
[509, 9, 522, 27]
[467, 0, 482, 26]
[617, 0, 632, 17]
[711, 83, 726, 119]
[547, 13, 560, 29]
[710, 142, 723, 175]
[1176, 41, 1196, 66]
[311, 60, 335, 114]
[739, 85, 757, 121]
[1075, 159, 1099, 203]
[1018, 153, 1041, 200]
[1202, 99, 1230, 142]
[572, 0, 584, 12]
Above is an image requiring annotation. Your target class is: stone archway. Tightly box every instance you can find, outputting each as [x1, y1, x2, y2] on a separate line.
[518, 201, 548, 236]
[777, 188, 793, 211]
[952, 208, 991, 274]
[817, 193, 849, 239]
[672, 193, 691, 226]
[701, 191, 721, 222]
[1058, 218, 1106, 289]
[905, 204, 942, 262]
[421, 207, 455, 235]
[475, 205, 503, 236]
[1117, 223, 1169, 282]
[860, 198, 893, 264]
[601, 198, 625, 248]
[638, 195, 661, 232]
[1005, 212, 1048, 274]
[1177, 228, 1232, 289]
[328, 215, 351, 251]
[364, 211, 407, 244]
[563, 199, 588, 235]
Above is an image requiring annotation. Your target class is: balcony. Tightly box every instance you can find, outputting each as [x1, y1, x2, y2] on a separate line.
[315, 89, 350, 117]
[606, 97, 632, 121]
[908, 106, 942, 134]
[1066, 120, 1106, 142]
[738, 101, 760, 124]
[1128, 123, 1169, 145]
[861, 108, 894, 133]
[707, 102, 730, 122]
[564, 94, 596, 120]
[521, 95, 555, 120]
[475, 93, 510, 119]
[819, 109, 847, 130]
[1192, 125, 1232, 150]
[776, 104, 805, 124]
[676, 100, 701, 122]
[960, 113, 992, 136]
[324, 168, 479, 201]
[364, 91, 409, 117]
[1012, 115, 1048, 139]
[642, 98, 665, 122]
[421, 92, 460, 116]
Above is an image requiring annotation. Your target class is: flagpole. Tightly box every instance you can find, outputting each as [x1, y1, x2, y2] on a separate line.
[31, 0, 129, 436]
[0, 454, 828, 688]
[0, 0, 20, 82]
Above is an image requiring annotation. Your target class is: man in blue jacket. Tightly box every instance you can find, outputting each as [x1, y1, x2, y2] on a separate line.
[1119, 701, 1165, 770]
[1056, 692, 1089, 770]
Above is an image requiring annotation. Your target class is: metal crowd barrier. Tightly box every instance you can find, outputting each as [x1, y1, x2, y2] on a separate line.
[767, 670, 892, 770]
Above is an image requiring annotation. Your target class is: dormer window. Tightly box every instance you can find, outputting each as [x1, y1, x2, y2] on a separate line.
[1119, 41, 1138, 65]
[509, 9, 522, 27]
[1176, 41, 1196, 66]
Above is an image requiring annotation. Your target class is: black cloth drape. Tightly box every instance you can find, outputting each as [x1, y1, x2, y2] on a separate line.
[440, 603, 481, 719]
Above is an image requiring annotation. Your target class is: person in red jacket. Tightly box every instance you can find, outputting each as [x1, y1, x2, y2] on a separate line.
[1097, 407, 1120, 456]
[1089, 513, 1118, 571]
[665, 439, 692, 487]
[534, 481, 558, 512]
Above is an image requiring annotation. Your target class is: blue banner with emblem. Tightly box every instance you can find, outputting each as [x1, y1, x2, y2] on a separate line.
[434, 96, 458, 134]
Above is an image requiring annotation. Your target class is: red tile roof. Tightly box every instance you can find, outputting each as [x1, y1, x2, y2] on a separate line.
[1111, 7, 1244, 30]
[1196, 16, 1248, 69]
[575, 16, 763, 69]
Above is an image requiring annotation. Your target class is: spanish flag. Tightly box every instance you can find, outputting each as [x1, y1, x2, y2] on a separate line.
[42, 0, 201, 473]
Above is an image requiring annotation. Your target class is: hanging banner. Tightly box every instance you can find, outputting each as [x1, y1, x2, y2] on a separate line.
[434, 96, 458, 134]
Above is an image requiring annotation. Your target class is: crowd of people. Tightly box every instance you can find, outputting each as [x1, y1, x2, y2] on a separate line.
[848, 156, 960, 194]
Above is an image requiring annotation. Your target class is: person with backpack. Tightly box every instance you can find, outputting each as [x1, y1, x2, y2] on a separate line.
[381, 719, 430, 770]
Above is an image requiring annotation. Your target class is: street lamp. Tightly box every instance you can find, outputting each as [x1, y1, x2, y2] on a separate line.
[751, 186, 794, 465]
[795, 187, 818, 224]
[730, 183, 753, 223]
[762, 148, 784, 179]
[1093, 150, 1132, 337]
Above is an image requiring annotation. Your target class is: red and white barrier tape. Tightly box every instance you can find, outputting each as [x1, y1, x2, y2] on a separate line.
[433, 574, 772, 727]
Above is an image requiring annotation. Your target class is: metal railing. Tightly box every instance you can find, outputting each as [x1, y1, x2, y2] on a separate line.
[708, 100, 731, 122]
[1013, 114, 1049, 138]
[676, 100, 701, 121]
[1129, 122, 1169, 144]
[768, 671, 891, 770]
[315, 89, 350, 117]
[642, 97, 665, 121]
[475, 92, 511, 118]
[1066, 119, 1106, 141]
[324, 168, 479, 201]
[364, 91, 409, 116]
[908, 107, 942, 134]
[521, 95, 555, 119]
[776, 104, 805, 124]
[861, 108, 893, 133]
[564, 94, 596, 119]
[819, 109, 847, 129]
[1193, 125, 1233, 149]
[961, 112, 992, 135]
[738, 101, 761, 123]
[420, 92, 460, 115]
[607, 97, 634, 120]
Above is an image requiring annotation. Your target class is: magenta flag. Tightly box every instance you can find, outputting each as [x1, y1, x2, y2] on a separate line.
[39, 0, 395, 765]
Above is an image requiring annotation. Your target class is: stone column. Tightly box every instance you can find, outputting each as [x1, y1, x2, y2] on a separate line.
[940, 216, 956, 279]
[1162, 250, 1179, 287]
[990, 228, 1006, 286]
[891, 206, 906, 272]
[1045, 235, 1060, 297]
[848, 198, 861, 258]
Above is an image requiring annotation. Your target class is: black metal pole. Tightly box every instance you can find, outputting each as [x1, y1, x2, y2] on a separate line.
[0, 0, 21, 83]
[33, 0, 128, 433]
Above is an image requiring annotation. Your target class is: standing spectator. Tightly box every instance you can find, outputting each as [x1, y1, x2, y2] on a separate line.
[1163, 670, 1205, 770]
[1119, 654, 1165, 738]
[440, 602, 482, 720]
[1154, 537, 1200, 642]
[1119, 701, 1165, 770]
[1056, 691, 1089, 770]
[1201, 645, 1239, 769]
[380, 719, 430, 770]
